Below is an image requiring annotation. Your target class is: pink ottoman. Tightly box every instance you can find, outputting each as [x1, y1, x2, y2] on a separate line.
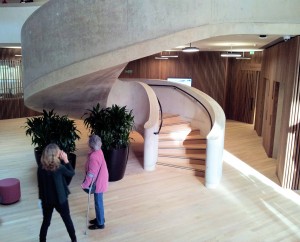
[0, 178, 21, 205]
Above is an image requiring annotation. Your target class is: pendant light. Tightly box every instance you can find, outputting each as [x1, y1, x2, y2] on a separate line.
[182, 43, 200, 53]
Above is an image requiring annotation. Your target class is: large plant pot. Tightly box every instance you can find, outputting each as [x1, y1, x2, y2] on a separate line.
[103, 146, 129, 182]
[34, 148, 42, 166]
[65, 153, 76, 185]
[34, 148, 76, 185]
[68, 153, 77, 170]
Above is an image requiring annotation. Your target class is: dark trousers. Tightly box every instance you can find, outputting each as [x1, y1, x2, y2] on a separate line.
[40, 200, 76, 242]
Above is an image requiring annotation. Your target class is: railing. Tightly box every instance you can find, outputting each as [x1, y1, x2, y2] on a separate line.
[153, 97, 163, 135]
[149, 84, 213, 131]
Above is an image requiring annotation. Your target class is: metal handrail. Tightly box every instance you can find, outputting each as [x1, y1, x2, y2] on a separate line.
[153, 97, 163, 135]
[149, 84, 213, 131]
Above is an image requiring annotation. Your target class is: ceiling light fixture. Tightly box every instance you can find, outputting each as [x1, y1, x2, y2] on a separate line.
[155, 57, 168, 60]
[182, 43, 200, 53]
[221, 52, 241, 57]
[160, 51, 178, 58]
[236, 52, 251, 60]
[161, 55, 178, 58]
[221, 44, 241, 58]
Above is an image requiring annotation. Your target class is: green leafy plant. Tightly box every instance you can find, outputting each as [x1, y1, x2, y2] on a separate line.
[24, 109, 81, 153]
[83, 103, 134, 151]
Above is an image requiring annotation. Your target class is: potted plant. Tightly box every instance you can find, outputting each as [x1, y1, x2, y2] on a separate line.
[24, 109, 81, 170]
[83, 103, 135, 181]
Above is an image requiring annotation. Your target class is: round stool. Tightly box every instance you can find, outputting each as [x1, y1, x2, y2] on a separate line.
[0, 178, 21, 205]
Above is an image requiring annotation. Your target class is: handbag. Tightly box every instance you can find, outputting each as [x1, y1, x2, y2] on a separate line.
[82, 162, 100, 194]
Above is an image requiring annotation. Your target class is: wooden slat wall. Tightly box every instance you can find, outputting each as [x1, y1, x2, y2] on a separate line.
[285, 72, 300, 189]
[225, 52, 262, 123]
[120, 51, 263, 120]
[259, 37, 300, 189]
[120, 51, 228, 109]
[279, 37, 300, 189]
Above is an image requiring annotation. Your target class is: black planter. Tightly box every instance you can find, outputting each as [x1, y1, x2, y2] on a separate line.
[34, 148, 42, 166]
[34, 148, 76, 185]
[103, 146, 129, 182]
[65, 153, 76, 185]
[68, 153, 76, 170]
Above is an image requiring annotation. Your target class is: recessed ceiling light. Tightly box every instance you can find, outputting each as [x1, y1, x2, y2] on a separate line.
[236, 57, 251, 60]
[155, 57, 168, 60]
[161, 55, 178, 58]
[221, 53, 241, 58]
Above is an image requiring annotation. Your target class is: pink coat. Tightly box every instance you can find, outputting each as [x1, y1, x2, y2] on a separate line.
[81, 149, 109, 193]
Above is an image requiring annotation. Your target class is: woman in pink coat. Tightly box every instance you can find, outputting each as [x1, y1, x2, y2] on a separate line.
[81, 134, 109, 230]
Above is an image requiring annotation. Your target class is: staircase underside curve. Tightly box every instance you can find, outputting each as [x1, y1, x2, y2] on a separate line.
[24, 63, 127, 118]
[21, 0, 300, 117]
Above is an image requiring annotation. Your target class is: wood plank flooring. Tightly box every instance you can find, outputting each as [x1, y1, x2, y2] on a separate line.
[1, 118, 300, 241]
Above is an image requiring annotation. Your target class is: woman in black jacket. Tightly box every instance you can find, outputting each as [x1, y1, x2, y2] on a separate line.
[37, 143, 77, 242]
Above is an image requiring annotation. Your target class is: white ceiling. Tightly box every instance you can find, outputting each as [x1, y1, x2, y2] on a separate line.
[173, 34, 291, 53]
[1, 34, 291, 58]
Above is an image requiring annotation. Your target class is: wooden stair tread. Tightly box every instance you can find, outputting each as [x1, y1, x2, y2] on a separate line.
[158, 139, 206, 145]
[157, 113, 207, 178]
[159, 148, 206, 154]
[157, 156, 206, 165]
[157, 161, 205, 171]
[158, 152, 206, 160]
[159, 129, 202, 135]
[158, 143, 206, 149]
[159, 131, 205, 140]
[160, 123, 195, 132]
[156, 162, 205, 177]
[162, 113, 180, 119]
[162, 115, 189, 126]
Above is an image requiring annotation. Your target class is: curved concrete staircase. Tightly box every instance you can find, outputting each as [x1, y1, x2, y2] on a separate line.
[15, 0, 300, 188]
[157, 114, 206, 177]
[22, 0, 278, 187]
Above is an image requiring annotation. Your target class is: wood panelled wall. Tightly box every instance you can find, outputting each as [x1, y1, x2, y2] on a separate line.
[120, 52, 228, 109]
[0, 48, 22, 60]
[119, 44, 300, 189]
[226, 53, 262, 123]
[258, 36, 300, 189]
[0, 98, 40, 119]
[120, 51, 263, 123]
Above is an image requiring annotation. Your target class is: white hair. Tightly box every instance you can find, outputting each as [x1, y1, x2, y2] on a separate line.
[89, 134, 102, 150]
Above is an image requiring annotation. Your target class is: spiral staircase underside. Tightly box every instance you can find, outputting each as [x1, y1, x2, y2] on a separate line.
[24, 63, 127, 118]
[21, 0, 300, 118]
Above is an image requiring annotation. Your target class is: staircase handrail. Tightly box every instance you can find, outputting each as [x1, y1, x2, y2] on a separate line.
[154, 97, 163, 135]
[148, 84, 213, 131]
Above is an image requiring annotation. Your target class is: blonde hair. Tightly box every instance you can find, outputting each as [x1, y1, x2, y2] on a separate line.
[41, 143, 61, 171]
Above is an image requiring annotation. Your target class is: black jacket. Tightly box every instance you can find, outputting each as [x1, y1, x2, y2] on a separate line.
[37, 163, 75, 205]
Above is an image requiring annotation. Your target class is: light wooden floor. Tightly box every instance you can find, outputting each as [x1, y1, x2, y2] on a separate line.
[1, 118, 300, 242]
